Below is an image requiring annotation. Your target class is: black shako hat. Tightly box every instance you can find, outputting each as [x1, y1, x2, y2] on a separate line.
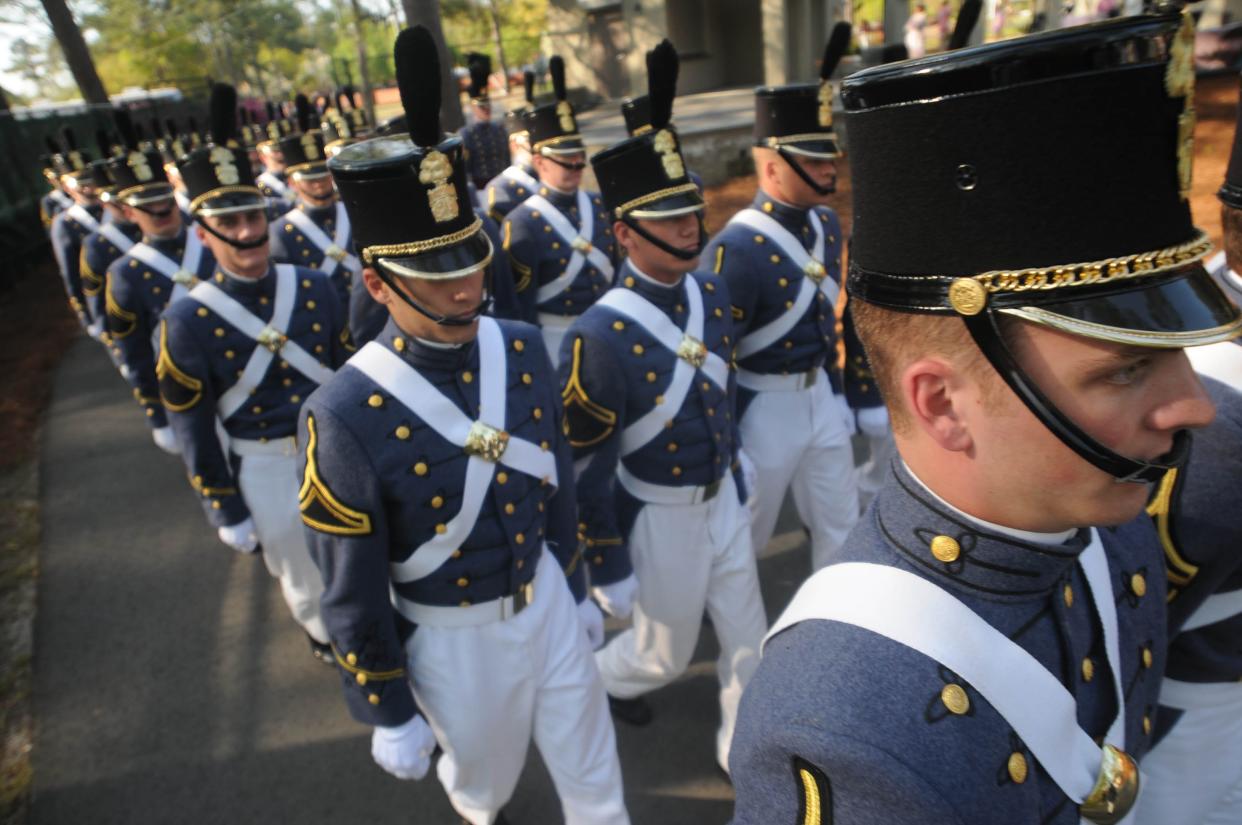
[523, 56, 583, 156]
[1219, 73, 1242, 209]
[844, 12, 1242, 485]
[177, 84, 265, 216]
[329, 26, 491, 281]
[593, 40, 702, 222]
[279, 94, 330, 179]
[504, 71, 537, 137]
[57, 127, 94, 184]
[754, 21, 851, 160]
[105, 108, 172, 206]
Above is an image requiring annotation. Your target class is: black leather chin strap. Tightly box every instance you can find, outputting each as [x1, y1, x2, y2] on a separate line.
[621, 215, 706, 261]
[776, 147, 835, 196]
[962, 310, 1190, 484]
[194, 214, 271, 249]
[375, 265, 493, 327]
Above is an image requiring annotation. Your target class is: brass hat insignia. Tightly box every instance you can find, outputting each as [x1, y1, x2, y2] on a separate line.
[556, 100, 576, 133]
[127, 151, 154, 182]
[419, 150, 459, 223]
[209, 146, 240, 185]
[653, 129, 685, 180]
[818, 81, 834, 128]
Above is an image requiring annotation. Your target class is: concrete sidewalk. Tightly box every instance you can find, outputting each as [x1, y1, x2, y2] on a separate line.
[31, 335, 819, 825]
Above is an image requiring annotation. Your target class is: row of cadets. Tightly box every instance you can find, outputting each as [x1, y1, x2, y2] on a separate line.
[105, 109, 217, 455]
[255, 100, 295, 212]
[1131, 83, 1242, 825]
[561, 39, 769, 775]
[298, 26, 630, 825]
[80, 118, 144, 335]
[38, 140, 75, 230]
[482, 69, 540, 224]
[157, 82, 351, 665]
[269, 93, 359, 311]
[48, 128, 110, 334]
[702, 23, 880, 576]
[502, 55, 617, 365]
[460, 52, 511, 195]
[729, 6, 1242, 824]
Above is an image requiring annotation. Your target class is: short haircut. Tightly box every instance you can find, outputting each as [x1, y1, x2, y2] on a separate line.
[1222, 203, 1242, 273]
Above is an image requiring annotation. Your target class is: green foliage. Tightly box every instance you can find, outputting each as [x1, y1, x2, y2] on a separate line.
[441, 0, 547, 69]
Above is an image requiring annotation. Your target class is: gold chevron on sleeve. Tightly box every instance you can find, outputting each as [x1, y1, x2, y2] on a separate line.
[561, 336, 617, 449]
[80, 250, 103, 296]
[793, 758, 830, 825]
[714, 245, 726, 274]
[298, 413, 373, 536]
[1146, 467, 1197, 600]
[105, 281, 138, 339]
[156, 320, 203, 412]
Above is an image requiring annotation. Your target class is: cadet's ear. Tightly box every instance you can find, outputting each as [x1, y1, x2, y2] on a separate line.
[613, 220, 632, 252]
[899, 355, 974, 454]
[194, 223, 208, 244]
[362, 267, 388, 303]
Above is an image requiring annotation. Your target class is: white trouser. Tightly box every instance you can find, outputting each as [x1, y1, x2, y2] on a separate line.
[233, 440, 328, 643]
[537, 313, 574, 368]
[409, 549, 629, 825]
[1132, 682, 1242, 825]
[741, 379, 859, 571]
[596, 473, 767, 771]
[855, 430, 897, 513]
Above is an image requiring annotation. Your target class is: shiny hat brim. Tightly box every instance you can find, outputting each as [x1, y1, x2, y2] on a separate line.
[119, 183, 176, 205]
[538, 138, 586, 156]
[193, 188, 268, 217]
[375, 228, 494, 281]
[999, 265, 1242, 349]
[1219, 182, 1242, 211]
[763, 136, 840, 159]
[288, 162, 331, 180]
[625, 189, 705, 220]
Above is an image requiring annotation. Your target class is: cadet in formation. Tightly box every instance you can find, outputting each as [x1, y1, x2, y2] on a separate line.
[729, 10, 1242, 824]
[255, 104, 295, 212]
[702, 22, 876, 572]
[81, 124, 144, 333]
[269, 93, 359, 310]
[460, 52, 510, 195]
[299, 26, 629, 825]
[39, 141, 74, 231]
[105, 111, 217, 456]
[503, 56, 616, 363]
[483, 70, 539, 225]
[48, 129, 108, 335]
[561, 40, 768, 775]
[157, 83, 348, 664]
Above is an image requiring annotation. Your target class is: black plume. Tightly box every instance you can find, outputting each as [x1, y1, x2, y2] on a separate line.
[209, 83, 239, 145]
[115, 108, 138, 150]
[187, 114, 200, 135]
[265, 100, 276, 122]
[646, 39, 678, 131]
[134, 121, 146, 142]
[880, 43, 909, 63]
[949, 0, 982, 50]
[394, 26, 442, 147]
[45, 135, 61, 155]
[61, 126, 78, 151]
[821, 21, 852, 80]
[95, 128, 113, 156]
[151, 117, 164, 138]
[550, 55, 566, 101]
[295, 93, 312, 132]
[524, 69, 535, 104]
[164, 117, 178, 138]
[468, 53, 490, 95]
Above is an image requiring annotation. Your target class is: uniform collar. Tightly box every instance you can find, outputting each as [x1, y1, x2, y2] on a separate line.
[213, 264, 275, 298]
[146, 227, 186, 249]
[381, 317, 477, 373]
[623, 259, 683, 309]
[753, 190, 812, 233]
[297, 199, 336, 221]
[538, 185, 577, 210]
[873, 460, 1089, 599]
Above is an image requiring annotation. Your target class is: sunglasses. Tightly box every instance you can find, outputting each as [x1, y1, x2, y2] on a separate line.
[544, 156, 587, 172]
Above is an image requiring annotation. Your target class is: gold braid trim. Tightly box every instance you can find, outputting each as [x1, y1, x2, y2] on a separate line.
[766, 133, 836, 147]
[188, 185, 265, 214]
[533, 133, 584, 152]
[331, 644, 405, 681]
[615, 182, 700, 218]
[80, 249, 102, 296]
[561, 336, 617, 449]
[105, 281, 137, 339]
[361, 218, 483, 265]
[298, 414, 373, 537]
[155, 320, 203, 412]
[1146, 467, 1198, 601]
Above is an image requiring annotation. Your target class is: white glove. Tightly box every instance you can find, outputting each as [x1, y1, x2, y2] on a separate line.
[217, 517, 259, 554]
[118, 363, 132, 380]
[371, 714, 436, 781]
[151, 426, 180, 454]
[834, 393, 858, 436]
[856, 406, 890, 440]
[87, 319, 105, 341]
[737, 449, 758, 502]
[592, 573, 639, 620]
[577, 598, 606, 650]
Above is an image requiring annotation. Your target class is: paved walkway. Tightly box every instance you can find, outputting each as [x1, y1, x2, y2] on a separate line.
[31, 334, 817, 824]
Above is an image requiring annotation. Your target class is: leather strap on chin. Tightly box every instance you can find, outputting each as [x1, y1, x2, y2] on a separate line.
[194, 215, 270, 250]
[375, 265, 493, 327]
[621, 216, 706, 262]
[776, 147, 835, 196]
[962, 310, 1190, 484]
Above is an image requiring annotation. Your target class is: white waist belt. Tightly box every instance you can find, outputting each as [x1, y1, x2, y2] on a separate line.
[537, 312, 576, 330]
[230, 436, 298, 457]
[392, 547, 550, 628]
[1159, 677, 1242, 711]
[736, 367, 822, 392]
[616, 462, 726, 506]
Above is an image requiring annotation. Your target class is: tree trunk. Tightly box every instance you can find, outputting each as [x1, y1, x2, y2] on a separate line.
[486, 0, 511, 94]
[349, 0, 377, 127]
[40, 0, 109, 104]
[401, 0, 464, 131]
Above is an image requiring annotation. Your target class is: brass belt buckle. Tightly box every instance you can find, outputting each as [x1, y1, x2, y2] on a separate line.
[677, 334, 708, 368]
[256, 326, 287, 353]
[464, 420, 510, 463]
[571, 236, 592, 254]
[508, 580, 534, 618]
[171, 269, 195, 286]
[325, 244, 348, 263]
[803, 368, 818, 388]
[804, 259, 827, 283]
[1080, 744, 1140, 825]
[702, 477, 721, 502]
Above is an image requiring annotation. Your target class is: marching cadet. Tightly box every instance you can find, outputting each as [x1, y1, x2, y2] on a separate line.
[460, 53, 510, 194]
[1131, 90, 1242, 825]
[161, 118, 194, 216]
[49, 128, 109, 334]
[39, 140, 74, 231]
[729, 9, 1242, 824]
[158, 83, 347, 663]
[105, 110, 217, 455]
[483, 70, 539, 224]
[255, 103, 295, 211]
[81, 124, 144, 332]
[298, 27, 628, 825]
[701, 22, 872, 571]
[561, 40, 767, 775]
[269, 94, 358, 310]
[503, 56, 616, 363]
